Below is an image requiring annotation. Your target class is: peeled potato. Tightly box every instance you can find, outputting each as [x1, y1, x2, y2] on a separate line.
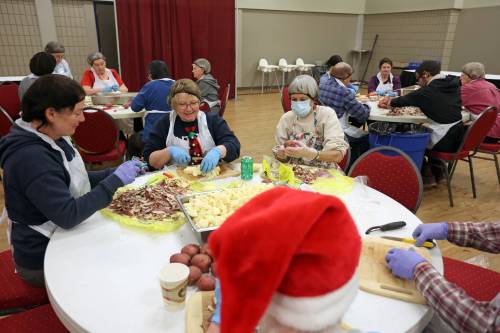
[181, 244, 200, 258]
[169, 253, 190, 265]
[197, 274, 216, 291]
[188, 266, 202, 285]
[191, 254, 212, 273]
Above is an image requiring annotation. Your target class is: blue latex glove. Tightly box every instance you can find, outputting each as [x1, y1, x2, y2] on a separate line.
[168, 146, 191, 165]
[102, 86, 114, 93]
[376, 89, 386, 96]
[211, 279, 221, 324]
[387, 91, 397, 97]
[111, 84, 120, 92]
[412, 223, 448, 246]
[385, 248, 426, 280]
[113, 160, 142, 185]
[200, 148, 221, 173]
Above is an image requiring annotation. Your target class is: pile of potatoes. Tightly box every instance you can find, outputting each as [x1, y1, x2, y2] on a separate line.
[169, 243, 216, 291]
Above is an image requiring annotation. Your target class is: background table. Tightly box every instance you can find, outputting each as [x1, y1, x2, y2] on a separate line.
[0, 76, 24, 83]
[84, 96, 145, 120]
[45, 173, 443, 333]
[367, 101, 428, 123]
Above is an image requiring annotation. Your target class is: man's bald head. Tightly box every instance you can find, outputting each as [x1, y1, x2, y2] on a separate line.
[331, 62, 353, 80]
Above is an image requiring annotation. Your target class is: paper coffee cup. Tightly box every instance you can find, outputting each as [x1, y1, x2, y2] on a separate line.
[159, 263, 190, 309]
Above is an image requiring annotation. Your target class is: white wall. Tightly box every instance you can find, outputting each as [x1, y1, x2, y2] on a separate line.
[236, 0, 365, 14]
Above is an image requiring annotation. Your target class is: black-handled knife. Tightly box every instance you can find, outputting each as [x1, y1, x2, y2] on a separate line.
[365, 221, 406, 235]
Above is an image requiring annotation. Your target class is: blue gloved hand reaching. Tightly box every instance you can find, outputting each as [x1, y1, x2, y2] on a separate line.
[102, 86, 114, 93]
[385, 248, 427, 280]
[113, 160, 143, 185]
[412, 223, 448, 246]
[168, 146, 191, 165]
[211, 279, 221, 325]
[201, 148, 221, 173]
[111, 84, 120, 92]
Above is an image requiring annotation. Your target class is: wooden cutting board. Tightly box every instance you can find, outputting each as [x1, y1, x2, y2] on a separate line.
[359, 237, 432, 304]
[177, 163, 240, 182]
[186, 291, 215, 333]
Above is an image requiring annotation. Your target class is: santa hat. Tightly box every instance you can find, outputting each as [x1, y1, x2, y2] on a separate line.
[208, 187, 361, 333]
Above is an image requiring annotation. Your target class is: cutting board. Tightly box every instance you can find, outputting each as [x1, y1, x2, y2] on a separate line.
[186, 291, 215, 333]
[359, 238, 432, 304]
[177, 163, 240, 182]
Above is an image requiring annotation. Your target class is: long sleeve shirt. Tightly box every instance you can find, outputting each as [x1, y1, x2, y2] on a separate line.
[319, 76, 370, 123]
[415, 222, 500, 333]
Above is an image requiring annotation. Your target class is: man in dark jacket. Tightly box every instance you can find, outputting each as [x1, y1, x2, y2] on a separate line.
[378, 61, 464, 184]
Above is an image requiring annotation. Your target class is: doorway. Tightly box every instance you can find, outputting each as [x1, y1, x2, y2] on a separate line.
[94, 1, 119, 71]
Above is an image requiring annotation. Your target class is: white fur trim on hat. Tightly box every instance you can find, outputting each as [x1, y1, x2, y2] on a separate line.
[266, 271, 359, 331]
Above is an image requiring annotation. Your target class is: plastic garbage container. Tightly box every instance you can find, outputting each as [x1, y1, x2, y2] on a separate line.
[368, 122, 430, 169]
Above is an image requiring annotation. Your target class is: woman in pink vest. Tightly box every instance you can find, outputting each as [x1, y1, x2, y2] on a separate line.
[460, 62, 500, 143]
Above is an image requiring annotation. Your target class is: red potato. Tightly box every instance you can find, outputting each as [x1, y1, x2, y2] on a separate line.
[181, 244, 201, 258]
[284, 140, 301, 148]
[191, 254, 212, 273]
[188, 266, 202, 285]
[169, 253, 190, 265]
[200, 243, 212, 257]
[197, 274, 216, 291]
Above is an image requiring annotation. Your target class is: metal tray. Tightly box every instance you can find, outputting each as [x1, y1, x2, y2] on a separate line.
[176, 191, 222, 243]
[90, 92, 137, 105]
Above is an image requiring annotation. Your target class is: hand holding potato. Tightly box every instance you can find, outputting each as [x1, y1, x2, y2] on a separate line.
[378, 96, 391, 109]
[284, 141, 317, 160]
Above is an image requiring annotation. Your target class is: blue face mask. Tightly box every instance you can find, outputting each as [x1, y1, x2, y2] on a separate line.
[291, 100, 311, 118]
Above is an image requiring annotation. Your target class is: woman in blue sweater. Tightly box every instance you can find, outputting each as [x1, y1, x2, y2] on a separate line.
[144, 79, 240, 173]
[0, 75, 143, 287]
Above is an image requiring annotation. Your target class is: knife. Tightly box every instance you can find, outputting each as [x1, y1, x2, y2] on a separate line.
[381, 236, 435, 249]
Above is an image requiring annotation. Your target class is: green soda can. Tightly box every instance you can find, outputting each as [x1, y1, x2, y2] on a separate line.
[241, 156, 254, 180]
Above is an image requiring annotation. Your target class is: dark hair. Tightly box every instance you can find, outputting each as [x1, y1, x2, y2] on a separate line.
[416, 60, 441, 77]
[148, 60, 169, 80]
[22, 74, 85, 127]
[325, 55, 343, 69]
[44, 41, 65, 54]
[379, 57, 393, 68]
[29, 52, 56, 76]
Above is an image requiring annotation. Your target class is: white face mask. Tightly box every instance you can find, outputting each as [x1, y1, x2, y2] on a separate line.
[291, 100, 311, 118]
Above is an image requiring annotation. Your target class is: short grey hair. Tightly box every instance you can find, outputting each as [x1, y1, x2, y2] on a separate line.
[193, 58, 211, 74]
[462, 62, 485, 80]
[87, 52, 106, 66]
[332, 62, 353, 80]
[44, 41, 65, 54]
[288, 75, 319, 99]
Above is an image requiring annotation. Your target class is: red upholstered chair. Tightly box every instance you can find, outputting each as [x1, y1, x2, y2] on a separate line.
[338, 147, 351, 172]
[281, 86, 291, 113]
[72, 107, 126, 169]
[0, 250, 48, 316]
[0, 106, 14, 136]
[0, 83, 21, 120]
[472, 142, 500, 185]
[348, 146, 423, 213]
[219, 83, 230, 118]
[429, 106, 498, 207]
[199, 102, 210, 112]
[443, 257, 500, 302]
[0, 304, 68, 332]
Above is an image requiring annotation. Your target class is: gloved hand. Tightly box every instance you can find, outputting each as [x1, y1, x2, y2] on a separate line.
[387, 91, 397, 97]
[102, 86, 114, 93]
[201, 148, 221, 173]
[376, 89, 386, 96]
[111, 84, 120, 92]
[284, 140, 317, 160]
[385, 248, 427, 280]
[412, 223, 448, 246]
[114, 160, 142, 185]
[168, 146, 191, 165]
[211, 279, 221, 325]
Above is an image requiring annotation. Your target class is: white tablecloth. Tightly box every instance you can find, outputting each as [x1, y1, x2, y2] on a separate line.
[45, 172, 442, 333]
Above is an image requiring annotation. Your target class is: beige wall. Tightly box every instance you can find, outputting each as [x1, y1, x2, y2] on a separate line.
[362, 9, 459, 80]
[0, 0, 42, 76]
[237, 0, 365, 14]
[448, 6, 500, 74]
[239, 9, 358, 88]
[0, 0, 97, 79]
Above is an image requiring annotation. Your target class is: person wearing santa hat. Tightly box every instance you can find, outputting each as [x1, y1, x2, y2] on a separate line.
[206, 187, 363, 333]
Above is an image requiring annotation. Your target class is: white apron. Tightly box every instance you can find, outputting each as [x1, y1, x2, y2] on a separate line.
[339, 113, 367, 139]
[91, 67, 119, 90]
[3, 120, 91, 243]
[375, 72, 394, 94]
[144, 78, 175, 119]
[165, 111, 216, 164]
[426, 119, 461, 149]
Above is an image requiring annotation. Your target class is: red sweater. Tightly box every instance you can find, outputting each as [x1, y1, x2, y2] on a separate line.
[80, 68, 124, 88]
[461, 79, 500, 138]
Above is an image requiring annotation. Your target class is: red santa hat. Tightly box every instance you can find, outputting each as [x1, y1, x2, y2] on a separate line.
[208, 187, 361, 333]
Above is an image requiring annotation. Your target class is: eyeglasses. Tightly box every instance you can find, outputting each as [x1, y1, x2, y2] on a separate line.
[177, 101, 200, 110]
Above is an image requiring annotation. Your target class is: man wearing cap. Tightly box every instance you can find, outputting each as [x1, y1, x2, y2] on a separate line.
[192, 58, 221, 114]
[206, 187, 363, 333]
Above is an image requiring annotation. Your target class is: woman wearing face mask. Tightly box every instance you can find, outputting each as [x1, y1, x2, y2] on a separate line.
[273, 75, 348, 168]
[368, 57, 401, 95]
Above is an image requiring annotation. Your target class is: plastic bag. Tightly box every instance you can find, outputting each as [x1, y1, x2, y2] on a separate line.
[368, 122, 428, 136]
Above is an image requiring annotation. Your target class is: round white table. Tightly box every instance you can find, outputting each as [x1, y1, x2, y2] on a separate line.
[367, 102, 428, 124]
[45, 173, 443, 333]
